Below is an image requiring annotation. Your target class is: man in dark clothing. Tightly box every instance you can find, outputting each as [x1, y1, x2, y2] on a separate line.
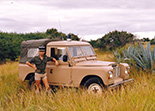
[26, 46, 59, 93]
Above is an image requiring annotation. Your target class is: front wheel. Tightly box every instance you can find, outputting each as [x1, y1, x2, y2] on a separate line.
[84, 77, 104, 95]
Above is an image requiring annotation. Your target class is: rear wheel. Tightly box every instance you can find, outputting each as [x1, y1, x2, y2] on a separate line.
[84, 77, 104, 95]
[29, 76, 36, 91]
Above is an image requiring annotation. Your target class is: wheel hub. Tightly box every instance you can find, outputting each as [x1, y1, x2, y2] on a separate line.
[88, 83, 102, 94]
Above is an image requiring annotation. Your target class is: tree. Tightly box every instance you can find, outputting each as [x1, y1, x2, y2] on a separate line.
[143, 38, 150, 42]
[0, 31, 46, 63]
[96, 30, 135, 50]
[46, 28, 67, 39]
[0, 32, 23, 63]
[89, 40, 98, 48]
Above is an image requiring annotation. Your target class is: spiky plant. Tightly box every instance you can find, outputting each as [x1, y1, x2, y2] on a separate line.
[131, 43, 153, 71]
[114, 42, 155, 72]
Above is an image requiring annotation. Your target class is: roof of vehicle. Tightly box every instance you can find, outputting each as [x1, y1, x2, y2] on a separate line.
[20, 38, 61, 63]
[21, 38, 61, 48]
[47, 40, 90, 46]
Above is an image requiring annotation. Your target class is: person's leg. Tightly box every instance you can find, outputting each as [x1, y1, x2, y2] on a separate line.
[35, 80, 41, 91]
[42, 77, 50, 90]
[35, 73, 41, 92]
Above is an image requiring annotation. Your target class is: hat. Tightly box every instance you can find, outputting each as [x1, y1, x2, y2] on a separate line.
[39, 46, 45, 51]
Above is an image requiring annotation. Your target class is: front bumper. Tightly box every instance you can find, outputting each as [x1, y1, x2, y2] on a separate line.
[109, 78, 134, 89]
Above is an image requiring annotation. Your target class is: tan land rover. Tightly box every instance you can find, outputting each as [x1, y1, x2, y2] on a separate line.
[19, 39, 133, 94]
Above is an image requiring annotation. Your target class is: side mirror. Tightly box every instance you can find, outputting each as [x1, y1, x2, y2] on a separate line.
[63, 55, 68, 62]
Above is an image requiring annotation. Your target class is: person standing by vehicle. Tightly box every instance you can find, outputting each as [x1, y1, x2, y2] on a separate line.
[26, 46, 59, 93]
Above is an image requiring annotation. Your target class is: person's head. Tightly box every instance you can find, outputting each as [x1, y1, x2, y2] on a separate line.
[39, 46, 45, 56]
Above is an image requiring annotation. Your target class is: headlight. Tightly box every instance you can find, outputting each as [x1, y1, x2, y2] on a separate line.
[108, 71, 113, 79]
[125, 68, 128, 74]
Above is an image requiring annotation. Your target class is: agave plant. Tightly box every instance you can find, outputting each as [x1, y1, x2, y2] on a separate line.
[113, 51, 122, 63]
[113, 42, 155, 72]
[113, 45, 136, 64]
[122, 46, 133, 59]
[131, 43, 154, 71]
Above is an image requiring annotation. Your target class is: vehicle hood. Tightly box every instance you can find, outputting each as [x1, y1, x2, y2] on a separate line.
[75, 60, 116, 67]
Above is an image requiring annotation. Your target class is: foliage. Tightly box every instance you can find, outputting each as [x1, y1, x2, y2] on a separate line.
[0, 32, 23, 63]
[46, 28, 67, 40]
[46, 28, 80, 40]
[89, 40, 98, 48]
[143, 37, 150, 42]
[89, 30, 135, 50]
[150, 38, 155, 45]
[0, 32, 45, 63]
[69, 33, 80, 41]
[114, 42, 155, 72]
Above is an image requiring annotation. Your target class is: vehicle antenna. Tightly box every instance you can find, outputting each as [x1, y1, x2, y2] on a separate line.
[57, 14, 63, 40]
[57, 14, 62, 31]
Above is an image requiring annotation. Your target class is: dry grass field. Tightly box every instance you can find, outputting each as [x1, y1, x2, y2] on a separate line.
[0, 50, 155, 111]
[142, 42, 155, 50]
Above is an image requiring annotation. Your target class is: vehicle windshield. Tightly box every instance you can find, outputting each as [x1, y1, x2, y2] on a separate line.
[68, 46, 95, 57]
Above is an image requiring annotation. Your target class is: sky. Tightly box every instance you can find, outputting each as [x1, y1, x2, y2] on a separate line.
[0, 0, 155, 40]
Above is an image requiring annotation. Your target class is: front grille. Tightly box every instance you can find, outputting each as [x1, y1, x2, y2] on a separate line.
[113, 65, 120, 78]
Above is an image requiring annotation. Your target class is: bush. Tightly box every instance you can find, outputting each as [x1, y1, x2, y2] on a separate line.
[0, 32, 45, 63]
[89, 30, 135, 51]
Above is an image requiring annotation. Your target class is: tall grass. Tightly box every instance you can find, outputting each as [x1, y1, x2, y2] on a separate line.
[0, 52, 155, 111]
[94, 49, 114, 61]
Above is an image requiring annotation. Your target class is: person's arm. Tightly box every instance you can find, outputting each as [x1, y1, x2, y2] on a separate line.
[52, 58, 59, 66]
[26, 61, 37, 70]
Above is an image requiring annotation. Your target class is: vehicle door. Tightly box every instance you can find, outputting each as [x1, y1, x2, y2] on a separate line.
[46, 47, 71, 86]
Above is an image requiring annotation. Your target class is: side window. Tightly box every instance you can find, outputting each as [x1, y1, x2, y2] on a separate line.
[51, 48, 55, 58]
[50, 47, 68, 60]
[27, 48, 39, 57]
